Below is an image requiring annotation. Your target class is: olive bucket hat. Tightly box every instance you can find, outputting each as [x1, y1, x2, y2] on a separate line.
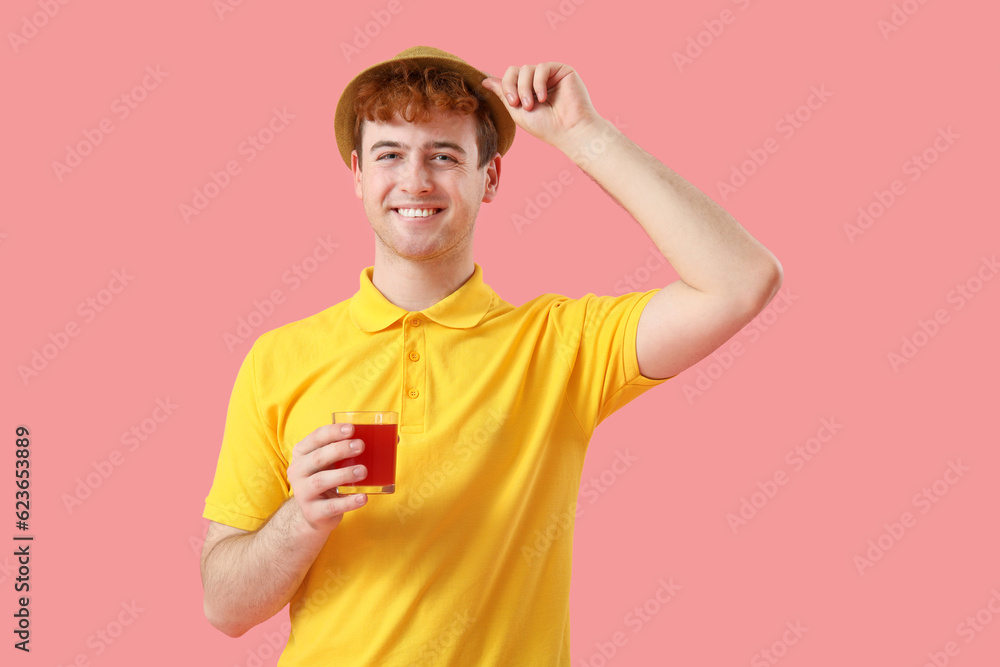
[333, 45, 516, 169]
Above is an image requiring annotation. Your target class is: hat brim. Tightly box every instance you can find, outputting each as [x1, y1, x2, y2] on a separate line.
[334, 53, 515, 169]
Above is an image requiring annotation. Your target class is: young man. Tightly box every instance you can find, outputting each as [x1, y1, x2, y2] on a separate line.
[200, 46, 781, 665]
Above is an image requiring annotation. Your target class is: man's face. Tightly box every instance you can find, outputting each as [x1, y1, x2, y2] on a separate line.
[352, 109, 500, 264]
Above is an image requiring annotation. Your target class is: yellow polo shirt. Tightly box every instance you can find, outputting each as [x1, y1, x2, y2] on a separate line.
[203, 263, 671, 666]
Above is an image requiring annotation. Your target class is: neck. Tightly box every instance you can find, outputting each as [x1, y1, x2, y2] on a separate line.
[371, 249, 475, 312]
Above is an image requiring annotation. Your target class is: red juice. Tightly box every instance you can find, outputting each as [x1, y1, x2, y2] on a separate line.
[334, 423, 398, 492]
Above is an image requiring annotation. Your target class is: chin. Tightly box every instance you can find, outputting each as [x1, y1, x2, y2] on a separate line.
[380, 241, 442, 261]
[397, 249, 448, 262]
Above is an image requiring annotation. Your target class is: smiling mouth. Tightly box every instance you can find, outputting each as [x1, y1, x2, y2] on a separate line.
[393, 208, 444, 219]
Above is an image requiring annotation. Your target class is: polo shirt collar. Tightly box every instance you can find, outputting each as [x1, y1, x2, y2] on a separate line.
[349, 263, 495, 332]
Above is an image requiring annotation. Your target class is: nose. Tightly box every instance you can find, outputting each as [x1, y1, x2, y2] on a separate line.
[399, 158, 432, 195]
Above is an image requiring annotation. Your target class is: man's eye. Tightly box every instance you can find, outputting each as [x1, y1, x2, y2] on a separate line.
[376, 153, 454, 162]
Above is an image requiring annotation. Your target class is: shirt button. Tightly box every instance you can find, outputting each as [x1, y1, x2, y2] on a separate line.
[411, 318, 421, 327]
[409, 352, 420, 362]
[408, 388, 419, 399]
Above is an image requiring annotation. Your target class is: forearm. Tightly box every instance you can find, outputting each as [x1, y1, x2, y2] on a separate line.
[562, 117, 781, 300]
[202, 497, 330, 637]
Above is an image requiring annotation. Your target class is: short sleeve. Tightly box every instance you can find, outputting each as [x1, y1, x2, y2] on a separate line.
[550, 289, 673, 436]
[203, 343, 291, 531]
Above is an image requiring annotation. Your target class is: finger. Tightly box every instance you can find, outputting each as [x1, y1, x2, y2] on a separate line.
[306, 463, 368, 498]
[500, 65, 520, 107]
[325, 493, 369, 516]
[305, 492, 368, 525]
[305, 437, 364, 477]
[517, 65, 536, 109]
[533, 63, 550, 103]
[539, 62, 574, 92]
[483, 77, 519, 117]
[292, 423, 353, 459]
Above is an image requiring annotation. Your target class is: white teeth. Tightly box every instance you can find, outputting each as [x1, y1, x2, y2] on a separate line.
[396, 208, 440, 218]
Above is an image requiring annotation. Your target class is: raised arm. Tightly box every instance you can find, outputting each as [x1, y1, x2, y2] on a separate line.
[483, 63, 782, 380]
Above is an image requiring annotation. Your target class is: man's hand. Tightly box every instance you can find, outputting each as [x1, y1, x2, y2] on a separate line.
[482, 62, 601, 151]
[287, 423, 369, 532]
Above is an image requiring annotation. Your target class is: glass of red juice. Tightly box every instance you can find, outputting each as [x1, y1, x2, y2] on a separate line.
[332, 411, 398, 494]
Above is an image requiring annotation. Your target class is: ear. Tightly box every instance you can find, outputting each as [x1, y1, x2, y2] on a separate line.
[481, 153, 501, 204]
[352, 151, 363, 199]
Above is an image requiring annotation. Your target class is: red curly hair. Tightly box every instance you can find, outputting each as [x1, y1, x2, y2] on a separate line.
[353, 60, 498, 170]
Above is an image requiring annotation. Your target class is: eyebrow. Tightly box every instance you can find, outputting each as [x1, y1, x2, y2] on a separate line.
[369, 140, 467, 156]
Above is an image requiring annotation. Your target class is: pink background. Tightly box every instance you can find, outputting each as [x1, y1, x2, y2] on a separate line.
[4, 0, 998, 664]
